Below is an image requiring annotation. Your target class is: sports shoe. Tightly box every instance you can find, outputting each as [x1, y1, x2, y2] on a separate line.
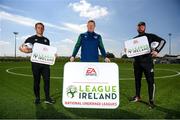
[34, 98, 41, 104]
[44, 98, 55, 104]
[129, 96, 141, 102]
[149, 100, 155, 109]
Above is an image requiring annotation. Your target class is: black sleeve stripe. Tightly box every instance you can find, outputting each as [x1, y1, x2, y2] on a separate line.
[156, 40, 166, 52]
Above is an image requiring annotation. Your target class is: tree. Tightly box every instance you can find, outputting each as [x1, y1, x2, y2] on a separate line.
[121, 54, 128, 58]
[106, 52, 115, 58]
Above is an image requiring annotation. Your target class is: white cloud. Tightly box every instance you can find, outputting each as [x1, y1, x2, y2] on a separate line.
[0, 40, 10, 45]
[0, 11, 36, 27]
[0, 11, 68, 31]
[61, 38, 74, 44]
[0, 4, 12, 10]
[63, 23, 86, 33]
[69, 0, 108, 19]
[102, 38, 122, 58]
[0, 4, 25, 13]
[18, 35, 31, 41]
[0, 11, 88, 34]
[62, 22, 103, 34]
[51, 38, 75, 56]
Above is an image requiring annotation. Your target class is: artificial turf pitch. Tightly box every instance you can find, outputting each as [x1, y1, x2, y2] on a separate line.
[0, 61, 180, 119]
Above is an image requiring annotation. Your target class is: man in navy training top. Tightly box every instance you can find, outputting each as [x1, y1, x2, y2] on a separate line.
[70, 20, 110, 62]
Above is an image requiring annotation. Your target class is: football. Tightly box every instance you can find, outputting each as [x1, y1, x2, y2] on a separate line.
[24, 43, 33, 49]
[151, 41, 159, 50]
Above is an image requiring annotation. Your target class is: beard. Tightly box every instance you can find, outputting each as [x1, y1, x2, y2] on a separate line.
[138, 30, 145, 34]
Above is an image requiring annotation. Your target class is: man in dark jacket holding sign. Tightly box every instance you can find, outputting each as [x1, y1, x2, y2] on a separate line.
[130, 22, 166, 108]
[19, 22, 55, 104]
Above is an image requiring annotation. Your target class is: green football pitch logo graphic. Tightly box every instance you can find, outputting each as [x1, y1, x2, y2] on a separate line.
[66, 85, 78, 98]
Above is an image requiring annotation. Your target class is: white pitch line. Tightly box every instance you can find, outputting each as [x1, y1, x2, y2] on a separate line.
[6, 67, 63, 79]
[120, 68, 180, 80]
[5, 67, 180, 80]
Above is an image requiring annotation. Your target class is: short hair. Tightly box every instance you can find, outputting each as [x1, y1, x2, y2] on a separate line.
[35, 22, 44, 28]
[88, 20, 96, 26]
[138, 21, 146, 26]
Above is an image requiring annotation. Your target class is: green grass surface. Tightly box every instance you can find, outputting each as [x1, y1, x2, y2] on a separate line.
[0, 61, 180, 119]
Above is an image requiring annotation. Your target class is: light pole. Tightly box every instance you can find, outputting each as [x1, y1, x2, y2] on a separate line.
[13, 32, 18, 59]
[168, 33, 172, 55]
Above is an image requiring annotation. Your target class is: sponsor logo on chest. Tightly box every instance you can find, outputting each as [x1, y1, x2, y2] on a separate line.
[94, 36, 98, 39]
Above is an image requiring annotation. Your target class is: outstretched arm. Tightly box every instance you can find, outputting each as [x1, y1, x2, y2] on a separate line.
[70, 35, 82, 62]
[151, 34, 166, 57]
[98, 35, 110, 62]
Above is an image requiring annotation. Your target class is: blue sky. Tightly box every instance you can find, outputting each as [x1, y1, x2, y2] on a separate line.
[0, 0, 180, 57]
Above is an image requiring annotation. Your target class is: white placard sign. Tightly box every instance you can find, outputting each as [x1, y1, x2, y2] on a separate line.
[30, 43, 57, 65]
[124, 36, 150, 57]
[62, 62, 119, 109]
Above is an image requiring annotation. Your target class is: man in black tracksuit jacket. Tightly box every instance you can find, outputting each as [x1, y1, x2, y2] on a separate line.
[130, 22, 166, 108]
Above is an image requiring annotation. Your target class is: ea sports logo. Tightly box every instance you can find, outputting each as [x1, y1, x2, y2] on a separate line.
[84, 65, 99, 80]
[43, 47, 48, 51]
[133, 40, 139, 44]
[86, 68, 97, 76]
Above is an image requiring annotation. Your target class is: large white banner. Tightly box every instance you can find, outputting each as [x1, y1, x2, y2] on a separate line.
[30, 43, 57, 65]
[62, 62, 119, 109]
[124, 36, 150, 57]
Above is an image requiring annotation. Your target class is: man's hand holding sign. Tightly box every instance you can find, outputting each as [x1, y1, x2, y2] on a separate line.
[31, 43, 57, 65]
[70, 20, 110, 62]
[64, 20, 116, 109]
[19, 22, 56, 104]
[125, 21, 166, 109]
[124, 36, 160, 58]
[124, 36, 151, 58]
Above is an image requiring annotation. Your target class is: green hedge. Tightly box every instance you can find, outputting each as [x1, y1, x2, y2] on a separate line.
[0, 57, 133, 63]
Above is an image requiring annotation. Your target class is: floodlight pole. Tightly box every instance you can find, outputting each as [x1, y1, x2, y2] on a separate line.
[13, 32, 18, 59]
[168, 33, 172, 55]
